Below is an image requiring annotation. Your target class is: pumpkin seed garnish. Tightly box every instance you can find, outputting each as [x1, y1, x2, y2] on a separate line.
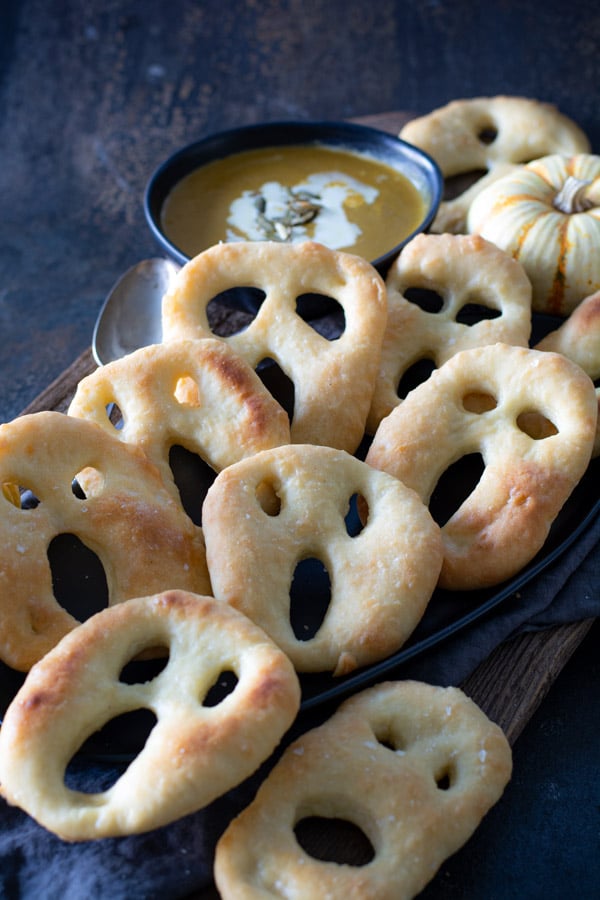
[253, 188, 321, 241]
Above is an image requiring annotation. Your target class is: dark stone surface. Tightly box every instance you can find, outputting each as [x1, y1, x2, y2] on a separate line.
[1, 1, 599, 897]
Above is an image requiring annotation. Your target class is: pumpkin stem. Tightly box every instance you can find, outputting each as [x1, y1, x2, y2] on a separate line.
[553, 175, 600, 213]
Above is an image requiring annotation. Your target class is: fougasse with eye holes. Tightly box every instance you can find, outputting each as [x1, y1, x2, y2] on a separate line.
[214, 681, 513, 900]
[399, 95, 590, 234]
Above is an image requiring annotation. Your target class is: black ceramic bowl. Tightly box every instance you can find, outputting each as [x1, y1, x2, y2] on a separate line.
[143, 120, 442, 274]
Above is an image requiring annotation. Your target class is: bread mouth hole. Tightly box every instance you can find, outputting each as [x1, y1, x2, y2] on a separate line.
[290, 557, 331, 641]
[202, 669, 239, 707]
[294, 815, 375, 866]
[66, 709, 158, 780]
[397, 358, 436, 400]
[169, 444, 217, 525]
[47, 533, 108, 622]
[429, 452, 485, 528]
[255, 478, 282, 516]
[403, 286, 444, 313]
[517, 410, 558, 440]
[462, 391, 497, 413]
[295, 292, 346, 340]
[455, 302, 501, 326]
[346, 491, 367, 537]
[207, 287, 266, 336]
[256, 358, 295, 424]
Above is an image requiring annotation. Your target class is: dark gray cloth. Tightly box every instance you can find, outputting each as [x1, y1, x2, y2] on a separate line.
[1, 509, 598, 900]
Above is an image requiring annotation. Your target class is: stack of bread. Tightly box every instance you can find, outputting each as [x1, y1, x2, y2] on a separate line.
[0, 96, 598, 898]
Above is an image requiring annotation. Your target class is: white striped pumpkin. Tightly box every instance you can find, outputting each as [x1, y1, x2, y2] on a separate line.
[467, 153, 600, 316]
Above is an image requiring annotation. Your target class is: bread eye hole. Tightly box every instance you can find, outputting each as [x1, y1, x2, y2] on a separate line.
[71, 478, 86, 499]
[375, 730, 405, 754]
[47, 533, 108, 622]
[478, 125, 498, 145]
[295, 292, 345, 340]
[72, 467, 105, 498]
[256, 358, 295, 424]
[290, 557, 330, 641]
[435, 763, 455, 791]
[119, 653, 170, 685]
[346, 492, 367, 537]
[207, 287, 265, 336]
[255, 479, 282, 516]
[202, 670, 239, 707]
[403, 286, 444, 313]
[2, 483, 39, 509]
[294, 816, 375, 866]
[517, 410, 558, 440]
[174, 375, 201, 407]
[397, 357, 436, 399]
[455, 302, 501, 326]
[2, 482, 21, 507]
[462, 391, 497, 413]
[106, 402, 124, 429]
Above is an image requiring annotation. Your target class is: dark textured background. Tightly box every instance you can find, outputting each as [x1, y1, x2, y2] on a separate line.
[1, 1, 599, 897]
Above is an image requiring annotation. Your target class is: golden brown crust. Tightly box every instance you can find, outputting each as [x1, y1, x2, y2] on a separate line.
[160, 241, 387, 453]
[400, 96, 590, 233]
[0, 590, 300, 840]
[0, 411, 209, 671]
[68, 338, 291, 501]
[214, 680, 512, 900]
[202, 443, 443, 675]
[366, 344, 597, 590]
[367, 233, 532, 433]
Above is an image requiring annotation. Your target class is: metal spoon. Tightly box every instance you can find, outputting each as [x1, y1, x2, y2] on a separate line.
[92, 258, 180, 366]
